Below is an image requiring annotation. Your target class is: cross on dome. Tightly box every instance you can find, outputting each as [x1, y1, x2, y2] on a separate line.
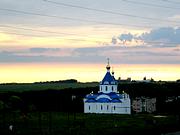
[106, 58, 111, 71]
[112, 67, 114, 75]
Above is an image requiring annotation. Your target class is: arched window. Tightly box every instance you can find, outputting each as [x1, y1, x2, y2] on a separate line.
[89, 105, 91, 110]
[112, 86, 114, 91]
[105, 86, 108, 91]
[114, 106, 116, 110]
[101, 105, 103, 110]
[107, 105, 109, 110]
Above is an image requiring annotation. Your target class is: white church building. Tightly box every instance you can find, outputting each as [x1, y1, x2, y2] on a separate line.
[84, 60, 131, 114]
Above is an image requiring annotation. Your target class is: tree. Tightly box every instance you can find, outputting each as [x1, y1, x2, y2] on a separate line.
[8, 95, 23, 111]
[0, 100, 4, 111]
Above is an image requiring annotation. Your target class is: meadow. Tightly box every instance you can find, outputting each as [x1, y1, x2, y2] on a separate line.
[0, 111, 179, 135]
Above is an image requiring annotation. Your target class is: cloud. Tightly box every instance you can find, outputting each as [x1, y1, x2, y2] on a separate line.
[118, 33, 134, 42]
[29, 48, 61, 53]
[111, 37, 118, 44]
[16, 48, 72, 57]
[168, 15, 180, 21]
[0, 46, 179, 64]
[140, 27, 180, 44]
[114, 27, 180, 47]
[173, 48, 180, 52]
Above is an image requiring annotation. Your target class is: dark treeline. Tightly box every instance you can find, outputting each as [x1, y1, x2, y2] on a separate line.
[0, 79, 78, 85]
[119, 82, 180, 97]
[0, 82, 180, 114]
[34, 79, 78, 84]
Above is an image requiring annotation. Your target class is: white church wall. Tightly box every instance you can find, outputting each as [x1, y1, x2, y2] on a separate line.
[84, 102, 131, 114]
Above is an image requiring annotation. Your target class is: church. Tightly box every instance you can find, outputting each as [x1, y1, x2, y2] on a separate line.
[84, 60, 131, 114]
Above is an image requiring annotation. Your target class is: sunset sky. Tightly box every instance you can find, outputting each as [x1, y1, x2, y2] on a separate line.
[0, 0, 180, 83]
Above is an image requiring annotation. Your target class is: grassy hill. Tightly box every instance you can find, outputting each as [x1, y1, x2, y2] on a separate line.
[0, 82, 98, 93]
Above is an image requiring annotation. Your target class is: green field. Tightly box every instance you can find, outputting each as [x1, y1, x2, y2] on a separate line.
[0, 82, 98, 92]
[0, 112, 179, 135]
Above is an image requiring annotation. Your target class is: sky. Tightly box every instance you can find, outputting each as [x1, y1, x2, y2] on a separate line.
[0, 0, 180, 83]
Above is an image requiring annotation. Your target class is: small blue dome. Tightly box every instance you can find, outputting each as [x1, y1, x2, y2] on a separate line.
[97, 98, 111, 103]
[107, 92, 123, 99]
[100, 72, 117, 85]
[111, 98, 122, 103]
[98, 92, 103, 95]
[86, 94, 98, 99]
[107, 92, 117, 95]
[85, 99, 97, 103]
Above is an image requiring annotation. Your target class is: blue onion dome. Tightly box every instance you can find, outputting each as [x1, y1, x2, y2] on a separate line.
[106, 64, 110, 70]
